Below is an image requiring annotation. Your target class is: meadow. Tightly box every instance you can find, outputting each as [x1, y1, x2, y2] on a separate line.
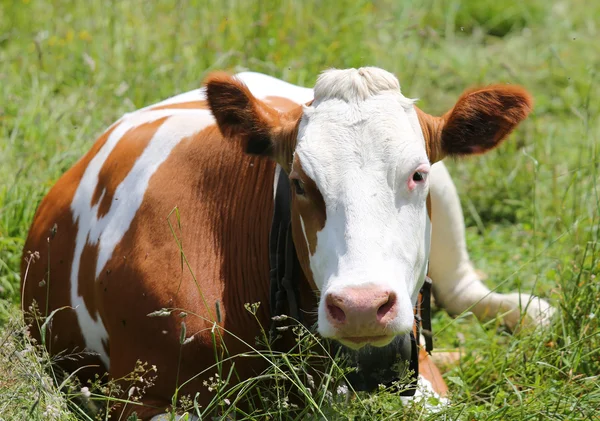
[0, 0, 599, 419]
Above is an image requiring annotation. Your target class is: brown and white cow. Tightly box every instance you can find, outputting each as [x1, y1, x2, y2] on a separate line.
[21, 67, 552, 419]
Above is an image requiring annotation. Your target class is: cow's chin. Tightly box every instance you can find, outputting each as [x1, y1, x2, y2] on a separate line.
[336, 335, 395, 351]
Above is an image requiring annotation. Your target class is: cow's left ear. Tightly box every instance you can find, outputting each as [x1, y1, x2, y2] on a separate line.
[416, 85, 533, 163]
[205, 72, 300, 170]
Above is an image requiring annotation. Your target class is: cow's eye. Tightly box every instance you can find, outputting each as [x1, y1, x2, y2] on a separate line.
[292, 178, 305, 195]
[412, 171, 426, 182]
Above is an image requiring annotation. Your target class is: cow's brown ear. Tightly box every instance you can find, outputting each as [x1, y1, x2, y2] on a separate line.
[205, 72, 281, 156]
[417, 85, 533, 163]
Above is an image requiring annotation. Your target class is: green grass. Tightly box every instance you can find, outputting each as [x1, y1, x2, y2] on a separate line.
[1, 0, 599, 419]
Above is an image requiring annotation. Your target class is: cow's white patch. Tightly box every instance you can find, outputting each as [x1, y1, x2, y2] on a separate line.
[236, 71, 314, 104]
[293, 67, 431, 341]
[70, 110, 214, 368]
[272, 164, 281, 200]
[400, 374, 449, 411]
[299, 214, 311, 253]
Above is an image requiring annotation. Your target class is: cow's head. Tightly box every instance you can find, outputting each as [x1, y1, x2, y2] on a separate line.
[206, 67, 531, 350]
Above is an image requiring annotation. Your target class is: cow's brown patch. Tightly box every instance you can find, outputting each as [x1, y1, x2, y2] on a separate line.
[290, 160, 326, 255]
[419, 348, 448, 396]
[91, 117, 168, 219]
[426, 192, 432, 221]
[415, 107, 445, 163]
[288, 156, 325, 291]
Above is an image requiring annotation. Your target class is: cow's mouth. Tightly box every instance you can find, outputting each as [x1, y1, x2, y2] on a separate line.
[339, 335, 394, 349]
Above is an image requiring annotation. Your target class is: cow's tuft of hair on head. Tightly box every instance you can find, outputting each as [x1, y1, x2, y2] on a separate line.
[313, 67, 412, 104]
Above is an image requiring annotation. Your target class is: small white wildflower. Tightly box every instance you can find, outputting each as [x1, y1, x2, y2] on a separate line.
[223, 398, 231, 406]
[128, 386, 136, 397]
[80, 386, 91, 398]
[336, 384, 348, 396]
[589, 313, 596, 320]
[42, 404, 60, 418]
[306, 373, 315, 389]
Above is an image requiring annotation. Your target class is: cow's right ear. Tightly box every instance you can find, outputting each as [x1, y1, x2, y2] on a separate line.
[205, 72, 283, 156]
[206, 73, 301, 172]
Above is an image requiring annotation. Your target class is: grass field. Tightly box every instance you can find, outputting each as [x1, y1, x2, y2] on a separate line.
[1, 0, 599, 419]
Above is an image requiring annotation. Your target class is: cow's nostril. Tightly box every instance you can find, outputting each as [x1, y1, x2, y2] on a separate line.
[377, 292, 397, 320]
[327, 304, 346, 323]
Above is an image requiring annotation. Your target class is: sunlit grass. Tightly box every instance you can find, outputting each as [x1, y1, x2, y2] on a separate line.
[1, 0, 599, 419]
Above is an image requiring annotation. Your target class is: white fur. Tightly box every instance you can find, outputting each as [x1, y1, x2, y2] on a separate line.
[272, 164, 281, 200]
[400, 374, 449, 411]
[294, 68, 431, 344]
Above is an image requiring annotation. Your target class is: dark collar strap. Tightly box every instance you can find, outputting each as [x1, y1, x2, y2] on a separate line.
[420, 276, 434, 354]
[269, 168, 301, 339]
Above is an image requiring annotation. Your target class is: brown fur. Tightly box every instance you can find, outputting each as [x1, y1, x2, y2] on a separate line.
[416, 84, 532, 162]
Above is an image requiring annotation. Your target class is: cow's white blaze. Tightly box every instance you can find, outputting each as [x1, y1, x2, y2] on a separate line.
[292, 68, 431, 345]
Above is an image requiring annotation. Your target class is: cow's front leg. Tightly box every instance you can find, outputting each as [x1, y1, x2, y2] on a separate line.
[427, 161, 554, 329]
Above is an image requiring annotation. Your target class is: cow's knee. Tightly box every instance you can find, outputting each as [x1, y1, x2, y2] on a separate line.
[434, 275, 554, 329]
[492, 292, 555, 329]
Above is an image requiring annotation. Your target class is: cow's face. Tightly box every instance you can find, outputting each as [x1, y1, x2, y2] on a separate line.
[289, 69, 431, 347]
[207, 67, 532, 350]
